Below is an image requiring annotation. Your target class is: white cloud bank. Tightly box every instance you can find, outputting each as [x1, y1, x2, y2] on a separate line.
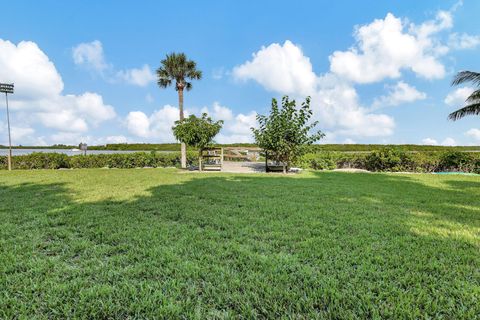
[231, 5, 477, 142]
[125, 102, 257, 144]
[73, 40, 155, 87]
[441, 137, 457, 146]
[422, 138, 438, 145]
[233, 40, 395, 139]
[421, 137, 457, 146]
[0, 39, 116, 145]
[202, 102, 257, 143]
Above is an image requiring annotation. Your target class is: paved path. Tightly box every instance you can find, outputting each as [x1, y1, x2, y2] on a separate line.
[222, 161, 265, 173]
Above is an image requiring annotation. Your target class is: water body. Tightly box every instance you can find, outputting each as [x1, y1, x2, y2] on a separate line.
[0, 149, 173, 156]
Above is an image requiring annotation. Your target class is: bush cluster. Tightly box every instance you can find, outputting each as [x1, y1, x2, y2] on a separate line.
[297, 148, 480, 173]
[0, 152, 197, 170]
[2, 148, 480, 173]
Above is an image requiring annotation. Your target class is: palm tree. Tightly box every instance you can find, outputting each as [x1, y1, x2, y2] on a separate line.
[157, 53, 202, 168]
[449, 71, 480, 121]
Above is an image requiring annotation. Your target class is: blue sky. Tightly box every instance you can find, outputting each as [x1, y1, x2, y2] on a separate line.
[1, 0, 479, 146]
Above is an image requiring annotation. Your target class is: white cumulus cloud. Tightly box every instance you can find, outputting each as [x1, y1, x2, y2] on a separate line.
[202, 102, 234, 121]
[73, 40, 155, 87]
[422, 138, 438, 145]
[441, 137, 456, 146]
[372, 81, 426, 108]
[125, 102, 257, 144]
[72, 40, 109, 72]
[116, 64, 156, 87]
[329, 11, 452, 83]
[125, 105, 180, 141]
[0, 39, 64, 99]
[465, 128, 480, 142]
[0, 39, 116, 144]
[444, 87, 474, 107]
[233, 43, 395, 140]
[233, 40, 317, 96]
[215, 111, 257, 144]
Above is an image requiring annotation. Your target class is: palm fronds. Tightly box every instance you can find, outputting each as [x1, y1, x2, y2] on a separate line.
[156, 53, 202, 90]
[449, 71, 480, 121]
[451, 71, 480, 86]
[448, 103, 480, 121]
[466, 89, 480, 103]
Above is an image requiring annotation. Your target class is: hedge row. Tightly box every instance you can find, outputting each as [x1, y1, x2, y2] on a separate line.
[2, 148, 480, 173]
[296, 148, 480, 173]
[0, 152, 198, 170]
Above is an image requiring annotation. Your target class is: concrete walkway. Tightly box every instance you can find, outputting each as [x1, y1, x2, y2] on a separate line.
[222, 161, 266, 173]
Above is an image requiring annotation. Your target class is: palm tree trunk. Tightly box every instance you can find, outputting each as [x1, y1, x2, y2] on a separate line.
[198, 149, 203, 171]
[178, 88, 187, 169]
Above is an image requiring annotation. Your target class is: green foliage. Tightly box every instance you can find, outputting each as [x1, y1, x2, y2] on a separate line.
[1, 170, 479, 318]
[0, 152, 198, 170]
[438, 151, 480, 173]
[298, 149, 480, 173]
[405, 152, 441, 173]
[296, 152, 337, 170]
[156, 52, 202, 91]
[3, 149, 480, 173]
[172, 113, 223, 150]
[252, 96, 324, 171]
[364, 147, 413, 172]
[2, 152, 70, 169]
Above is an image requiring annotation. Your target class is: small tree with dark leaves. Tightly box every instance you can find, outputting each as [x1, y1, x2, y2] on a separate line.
[172, 113, 223, 171]
[252, 96, 324, 173]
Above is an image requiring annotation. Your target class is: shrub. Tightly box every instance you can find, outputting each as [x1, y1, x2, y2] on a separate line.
[0, 152, 198, 170]
[364, 148, 411, 172]
[297, 149, 480, 173]
[438, 151, 478, 172]
[295, 152, 337, 170]
[6, 152, 70, 170]
[3, 150, 480, 173]
[336, 153, 368, 169]
[405, 152, 440, 173]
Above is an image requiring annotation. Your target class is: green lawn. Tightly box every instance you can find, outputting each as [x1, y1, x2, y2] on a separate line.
[0, 169, 479, 319]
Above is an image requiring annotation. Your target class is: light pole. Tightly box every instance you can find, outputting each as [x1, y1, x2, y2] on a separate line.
[0, 83, 14, 171]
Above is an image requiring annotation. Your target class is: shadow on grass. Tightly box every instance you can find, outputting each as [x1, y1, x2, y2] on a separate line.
[0, 171, 479, 318]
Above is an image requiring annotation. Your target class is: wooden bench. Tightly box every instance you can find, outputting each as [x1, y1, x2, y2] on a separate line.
[266, 164, 286, 172]
[200, 147, 223, 171]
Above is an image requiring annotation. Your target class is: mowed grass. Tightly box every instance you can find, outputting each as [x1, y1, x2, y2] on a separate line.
[0, 169, 479, 319]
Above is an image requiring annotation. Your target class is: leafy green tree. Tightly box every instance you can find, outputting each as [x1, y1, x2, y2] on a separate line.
[172, 113, 223, 171]
[252, 96, 324, 173]
[157, 53, 202, 168]
[449, 71, 480, 120]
